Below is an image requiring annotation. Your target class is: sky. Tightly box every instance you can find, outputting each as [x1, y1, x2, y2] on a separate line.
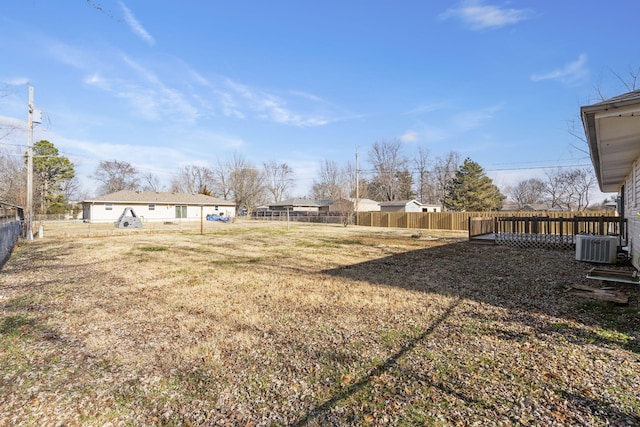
[1, 1, 638, 202]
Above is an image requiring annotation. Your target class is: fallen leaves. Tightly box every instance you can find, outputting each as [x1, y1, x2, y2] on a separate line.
[0, 221, 638, 426]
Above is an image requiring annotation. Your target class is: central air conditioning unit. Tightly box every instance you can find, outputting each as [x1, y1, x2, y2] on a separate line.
[575, 235, 618, 264]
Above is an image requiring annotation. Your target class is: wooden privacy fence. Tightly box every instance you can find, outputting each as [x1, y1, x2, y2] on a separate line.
[356, 210, 615, 232]
[469, 217, 495, 238]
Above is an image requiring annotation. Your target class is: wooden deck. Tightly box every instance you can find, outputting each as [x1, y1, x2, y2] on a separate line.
[468, 232, 496, 245]
[468, 215, 627, 250]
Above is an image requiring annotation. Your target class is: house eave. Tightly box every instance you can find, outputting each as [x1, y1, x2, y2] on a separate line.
[581, 95, 640, 193]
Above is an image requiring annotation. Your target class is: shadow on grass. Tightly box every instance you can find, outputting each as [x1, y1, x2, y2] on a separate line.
[291, 297, 462, 427]
[290, 241, 640, 425]
[323, 241, 639, 353]
[0, 314, 38, 337]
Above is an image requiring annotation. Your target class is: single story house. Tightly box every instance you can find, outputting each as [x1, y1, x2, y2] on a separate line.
[268, 198, 322, 213]
[581, 89, 640, 269]
[421, 204, 442, 213]
[379, 199, 423, 213]
[328, 198, 381, 213]
[82, 190, 236, 223]
[521, 203, 554, 212]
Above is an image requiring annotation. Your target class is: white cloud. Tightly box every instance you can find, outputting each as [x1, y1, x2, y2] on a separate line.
[216, 90, 245, 119]
[4, 77, 30, 86]
[257, 96, 329, 127]
[119, 1, 155, 45]
[440, 0, 531, 30]
[119, 55, 199, 122]
[83, 73, 110, 90]
[406, 102, 448, 116]
[121, 55, 161, 85]
[452, 103, 503, 131]
[186, 67, 213, 88]
[223, 78, 331, 127]
[47, 41, 91, 69]
[0, 115, 27, 141]
[289, 90, 324, 103]
[531, 54, 589, 86]
[400, 130, 419, 143]
[55, 131, 244, 192]
[405, 124, 451, 145]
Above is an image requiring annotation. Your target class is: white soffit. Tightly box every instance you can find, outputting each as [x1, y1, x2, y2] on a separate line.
[595, 111, 640, 191]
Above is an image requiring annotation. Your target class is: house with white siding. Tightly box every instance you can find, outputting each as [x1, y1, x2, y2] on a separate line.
[328, 198, 381, 213]
[82, 191, 236, 223]
[267, 198, 322, 213]
[421, 204, 442, 213]
[379, 199, 423, 213]
[581, 89, 640, 269]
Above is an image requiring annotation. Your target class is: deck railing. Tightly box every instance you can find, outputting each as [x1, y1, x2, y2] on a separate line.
[489, 215, 627, 249]
[495, 216, 626, 238]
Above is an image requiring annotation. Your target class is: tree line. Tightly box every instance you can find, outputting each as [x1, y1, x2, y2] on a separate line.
[0, 138, 600, 215]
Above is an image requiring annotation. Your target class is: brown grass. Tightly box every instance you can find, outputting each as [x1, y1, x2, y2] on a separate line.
[1, 220, 639, 426]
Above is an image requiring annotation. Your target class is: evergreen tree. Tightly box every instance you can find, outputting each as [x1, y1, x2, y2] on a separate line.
[32, 140, 75, 214]
[443, 158, 505, 211]
[395, 170, 415, 200]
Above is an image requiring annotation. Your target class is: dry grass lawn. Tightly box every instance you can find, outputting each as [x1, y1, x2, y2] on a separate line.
[1, 220, 639, 426]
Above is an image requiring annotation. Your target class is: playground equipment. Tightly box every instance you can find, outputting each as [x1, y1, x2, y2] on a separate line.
[116, 207, 143, 229]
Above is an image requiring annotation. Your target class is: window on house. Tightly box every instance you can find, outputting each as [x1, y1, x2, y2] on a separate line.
[149, 204, 155, 211]
[175, 205, 187, 219]
[105, 203, 112, 211]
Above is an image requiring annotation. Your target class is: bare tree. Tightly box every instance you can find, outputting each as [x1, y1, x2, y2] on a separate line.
[170, 164, 214, 194]
[368, 139, 407, 201]
[414, 146, 436, 204]
[543, 168, 570, 210]
[141, 172, 164, 192]
[341, 160, 369, 200]
[228, 153, 266, 213]
[0, 149, 26, 205]
[212, 158, 233, 201]
[564, 168, 596, 210]
[311, 159, 345, 200]
[433, 151, 461, 209]
[606, 65, 640, 94]
[542, 167, 596, 211]
[92, 160, 140, 195]
[263, 160, 294, 203]
[61, 175, 82, 202]
[508, 178, 546, 210]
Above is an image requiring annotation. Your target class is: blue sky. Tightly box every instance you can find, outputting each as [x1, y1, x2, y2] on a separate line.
[1, 1, 638, 200]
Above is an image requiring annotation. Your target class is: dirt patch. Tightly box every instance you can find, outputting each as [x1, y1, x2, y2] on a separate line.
[1, 221, 638, 425]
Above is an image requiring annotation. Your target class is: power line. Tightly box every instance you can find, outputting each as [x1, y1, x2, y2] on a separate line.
[485, 164, 592, 172]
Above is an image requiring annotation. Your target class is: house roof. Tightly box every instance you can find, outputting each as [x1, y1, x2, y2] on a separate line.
[0, 201, 23, 209]
[84, 190, 234, 206]
[581, 89, 640, 192]
[347, 198, 379, 204]
[269, 198, 322, 208]
[379, 199, 422, 207]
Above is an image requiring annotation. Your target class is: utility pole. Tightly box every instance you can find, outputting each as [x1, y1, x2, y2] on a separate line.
[26, 85, 34, 240]
[355, 146, 359, 223]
